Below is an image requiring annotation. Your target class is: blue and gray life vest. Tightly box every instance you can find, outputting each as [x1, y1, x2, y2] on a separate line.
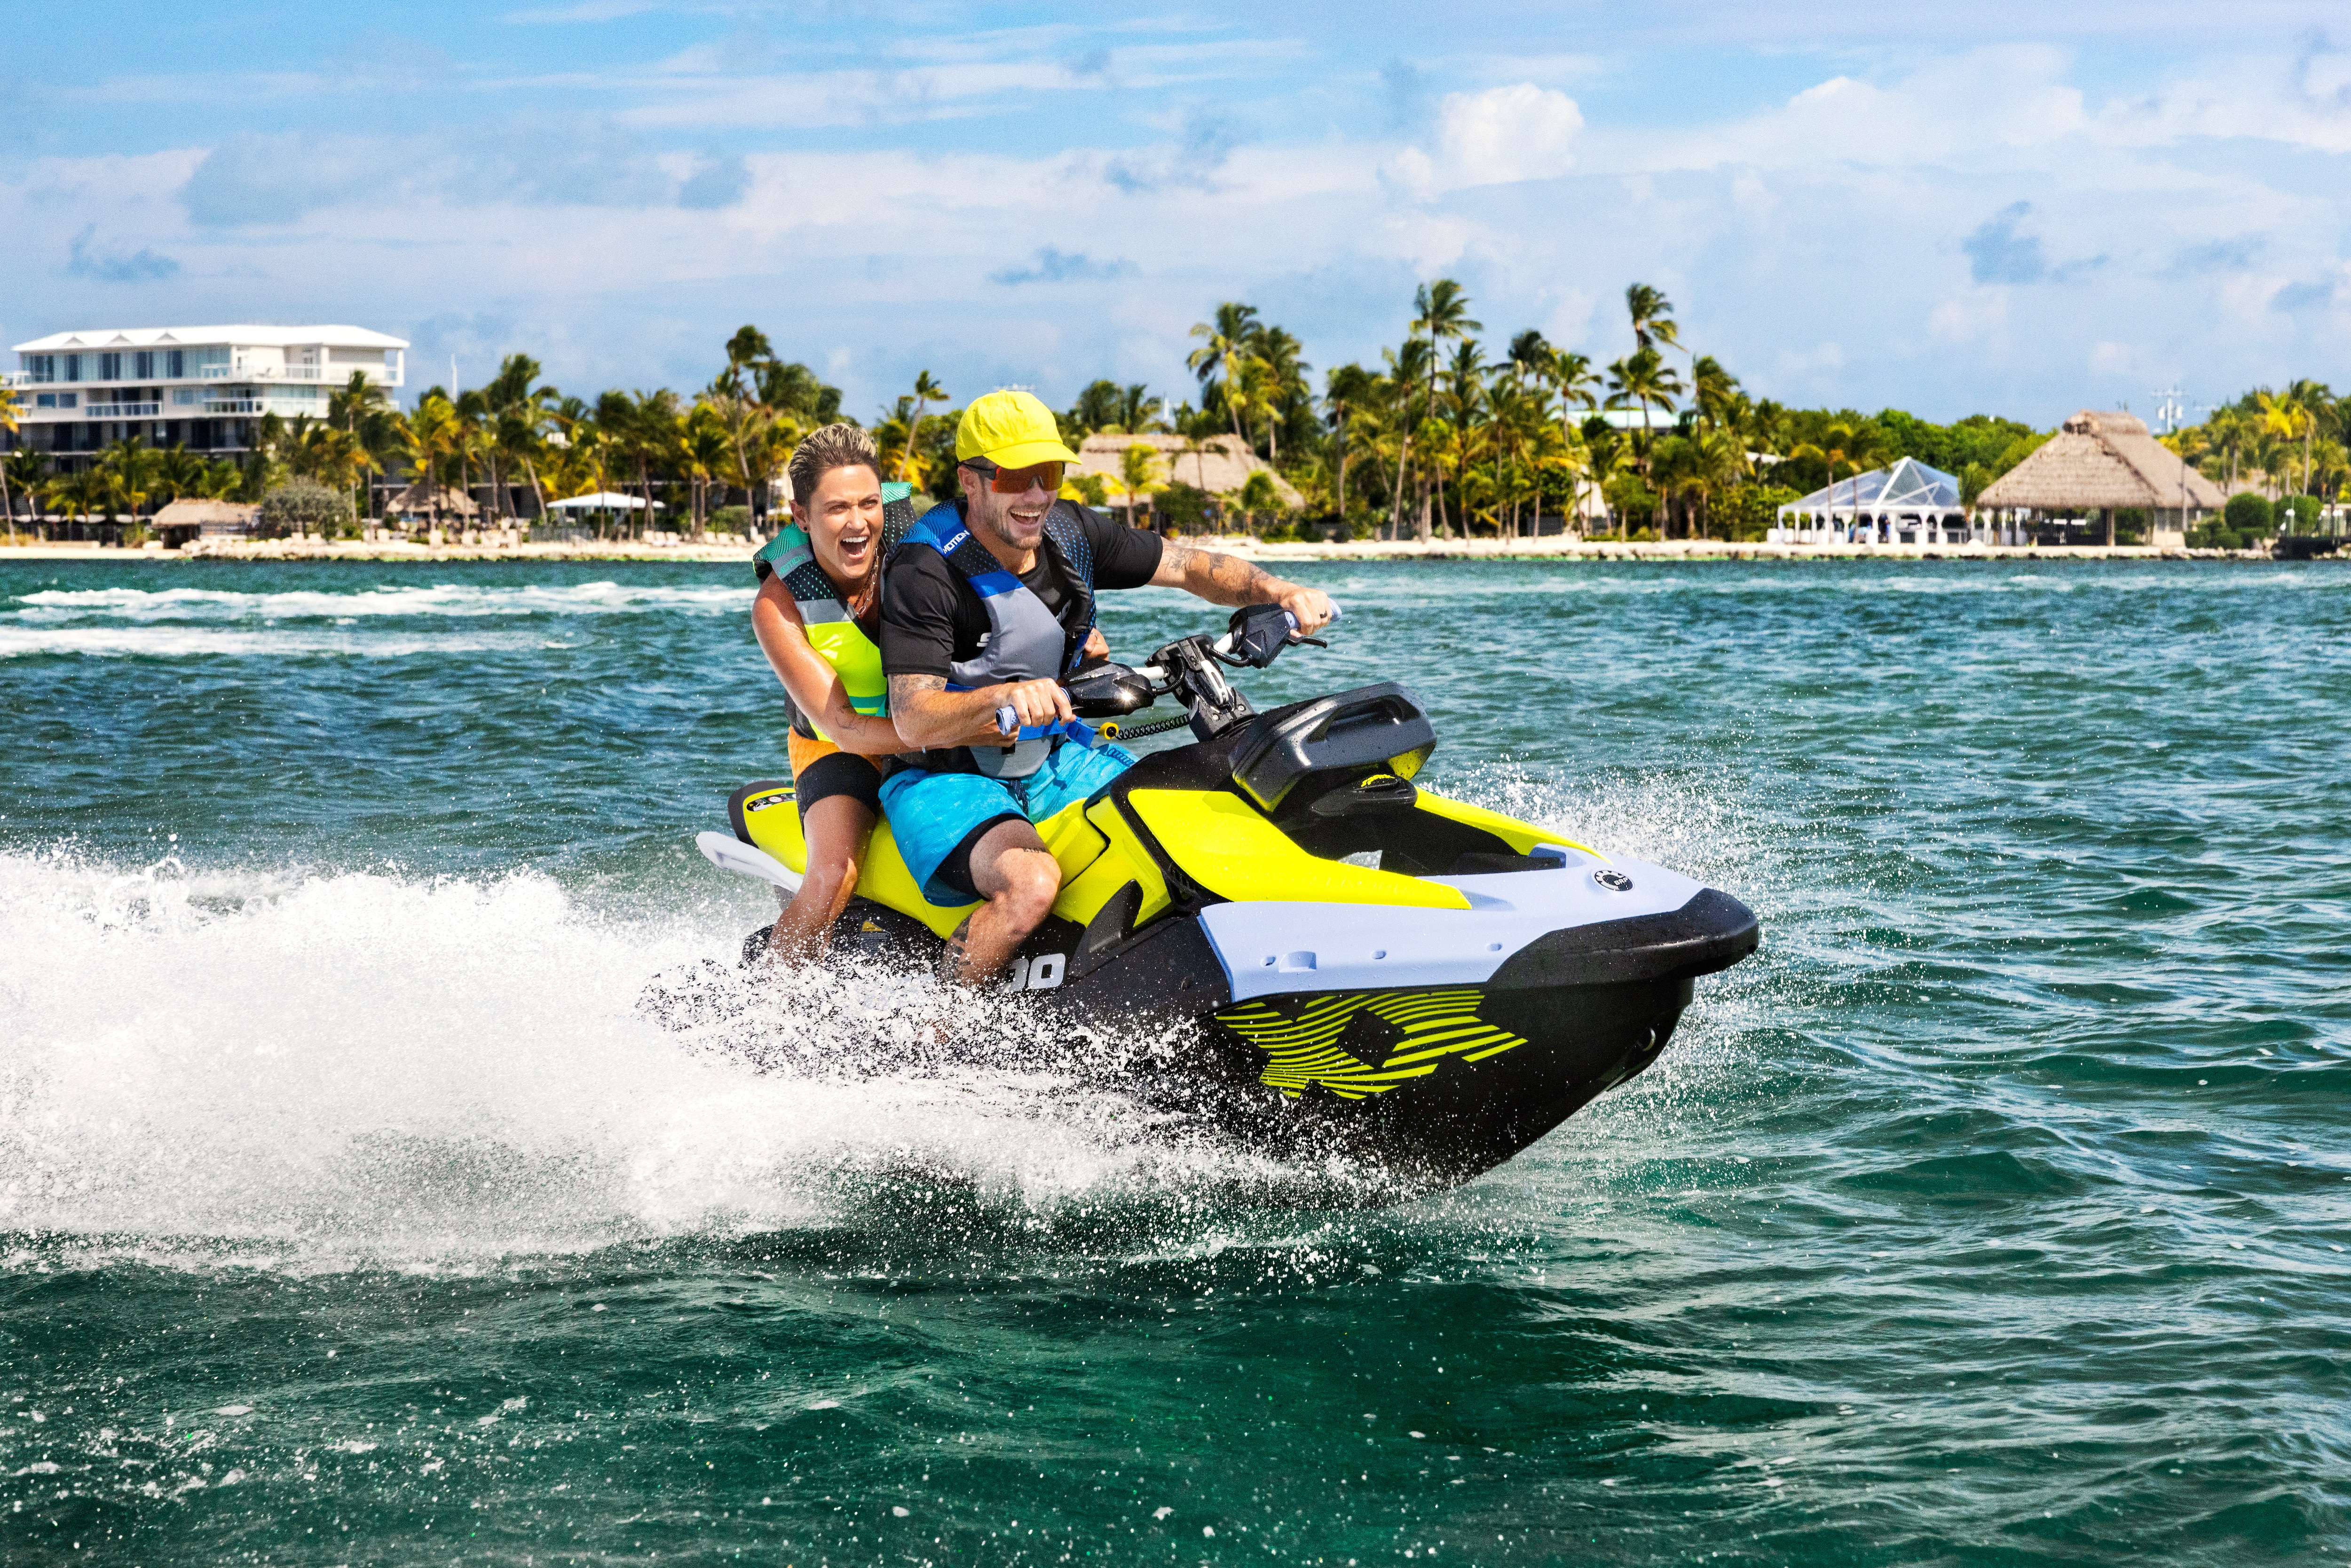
[893, 500, 1099, 779]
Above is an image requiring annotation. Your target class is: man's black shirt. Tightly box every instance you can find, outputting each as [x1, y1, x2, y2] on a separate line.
[880, 501, 1164, 681]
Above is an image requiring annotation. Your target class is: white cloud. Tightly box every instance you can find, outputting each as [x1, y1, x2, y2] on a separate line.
[1386, 83, 1582, 198]
[11, 26, 2351, 428]
[2088, 340, 2135, 375]
[1929, 286, 2010, 343]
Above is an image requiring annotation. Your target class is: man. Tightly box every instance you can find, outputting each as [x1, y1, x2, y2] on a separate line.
[881, 388, 1334, 987]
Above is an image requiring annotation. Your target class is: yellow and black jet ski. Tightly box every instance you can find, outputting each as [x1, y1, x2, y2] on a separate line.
[689, 605, 1758, 1189]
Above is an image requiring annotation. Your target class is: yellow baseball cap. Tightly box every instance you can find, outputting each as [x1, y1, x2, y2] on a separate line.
[955, 389, 1082, 469]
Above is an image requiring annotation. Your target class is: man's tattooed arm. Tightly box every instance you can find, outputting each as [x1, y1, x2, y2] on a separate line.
[889, 670, 1066, 749]
[938, 913, 976, 985]
[1151, 537, 1278, 604]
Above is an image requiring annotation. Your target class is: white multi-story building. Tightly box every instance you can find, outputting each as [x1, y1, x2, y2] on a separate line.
[7, 324, 407, 472]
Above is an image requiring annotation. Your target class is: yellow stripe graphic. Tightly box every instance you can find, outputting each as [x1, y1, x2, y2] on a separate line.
[1215, 989, 1528, 1100]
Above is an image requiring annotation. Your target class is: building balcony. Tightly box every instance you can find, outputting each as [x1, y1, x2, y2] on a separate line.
[87, 402, 162, 418]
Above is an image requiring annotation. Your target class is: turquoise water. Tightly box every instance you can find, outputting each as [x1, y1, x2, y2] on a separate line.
[2, 557, 2346, 1564]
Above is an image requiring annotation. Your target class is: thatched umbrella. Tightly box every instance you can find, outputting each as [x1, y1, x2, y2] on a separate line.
[1977, 411, 2225, 545]
[1072, 433, 1302, 525]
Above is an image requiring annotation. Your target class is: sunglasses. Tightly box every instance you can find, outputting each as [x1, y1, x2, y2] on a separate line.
[965, 459, 1065, 494]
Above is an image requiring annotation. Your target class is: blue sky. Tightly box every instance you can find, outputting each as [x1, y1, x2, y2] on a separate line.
[6, 2, 2350, 427]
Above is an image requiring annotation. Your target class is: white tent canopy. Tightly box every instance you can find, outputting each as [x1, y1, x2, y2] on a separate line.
[547, 492, 664, 511]
[1771, 457, 1974, 546]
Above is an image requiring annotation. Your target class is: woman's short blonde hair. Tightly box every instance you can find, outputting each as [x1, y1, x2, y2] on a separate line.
[787, 423, 882, 504]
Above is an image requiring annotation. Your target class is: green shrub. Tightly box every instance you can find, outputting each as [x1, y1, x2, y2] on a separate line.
[2278, 495, 2321, 534]
[1716, 483, 1799, 541]
[1602, 474, 1657, 532]
[708, 504, 751, 537]
[1155, 481, 1214, 535]
[2223, 493, 2273, 537]
[258, 478, 352, 539]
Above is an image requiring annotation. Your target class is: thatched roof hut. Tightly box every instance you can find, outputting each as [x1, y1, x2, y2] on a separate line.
[152, 498, 260, 533]
[152, 497, 261, 548]
[1074, 433, 1303, 512]
[1978, 411, 2224, 513]
[386, 482, 481, 519]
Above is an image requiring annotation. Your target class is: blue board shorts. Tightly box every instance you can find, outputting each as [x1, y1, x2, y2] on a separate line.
[882, 740, 1138, 906]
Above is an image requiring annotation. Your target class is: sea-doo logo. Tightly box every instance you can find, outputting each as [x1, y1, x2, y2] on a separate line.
[1002, 953, 1066, 992]
[1592, 868, 1634, 892]
[745, 792, 793, 814]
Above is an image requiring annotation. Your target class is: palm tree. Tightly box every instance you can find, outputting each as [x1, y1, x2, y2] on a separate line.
[99, 436, 160, 535]
[721, 326, 776, 402]
[328, 369, 399, 519]
[1115, 383, 1160, 434]
[1604, 347, 1683, 534]
[628, 388, 682, 531]
[2256, 388, 2315, 498]
[5, 449, 43, 538]
[1379, 337, 1435, 539]
[1222, 354, 1271, 465]
[1254, 327, 1310, 463]
[0, 386, 20, 534]
[677, 402, 734, 538]
[45, 471, 104, 536]
[1235, 469, 1281, 536]
[155, 442, 207, 506]
[1436, 339, 1490, 538]
[753, 360, 839, 433]
[481, 354, 555, 520]
[1689, 356, 1742, 430]
[1324, 363, 1376, 522]
[1117, 442, 1163, 528]
[1187, 302, 1262, 442]
[450, 389, 493, 525]
[898, 370, 949, 484]
[1409, 280, 1482, 539]
[1625, 284, 1680, 355]
[1789, 421, 1887, 537]
[403, 392, 460, 533]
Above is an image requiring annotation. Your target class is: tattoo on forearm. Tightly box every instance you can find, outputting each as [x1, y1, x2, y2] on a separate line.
[939, 914, 975, 985]
[1164, 539, 1275, 604]
[889, 673, 947, 711]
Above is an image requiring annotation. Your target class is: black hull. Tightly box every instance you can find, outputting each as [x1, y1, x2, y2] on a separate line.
[700, 882, 1759, 1198]
[1209, 976, 1695, 1189]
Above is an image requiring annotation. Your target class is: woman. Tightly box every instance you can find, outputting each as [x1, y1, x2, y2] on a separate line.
[750, 423, 906, 963]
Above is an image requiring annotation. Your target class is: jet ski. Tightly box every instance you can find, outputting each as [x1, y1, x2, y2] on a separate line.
[686, 603, 1759, 1191]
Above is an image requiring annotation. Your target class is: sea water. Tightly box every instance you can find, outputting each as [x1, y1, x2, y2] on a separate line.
[1, 557, 2344, 1564]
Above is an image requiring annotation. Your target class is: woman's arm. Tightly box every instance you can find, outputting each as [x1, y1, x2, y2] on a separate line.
[751, 575, 904, 756]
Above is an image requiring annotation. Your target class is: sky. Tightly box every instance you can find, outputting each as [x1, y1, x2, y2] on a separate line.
[6, 1, 2350, 428]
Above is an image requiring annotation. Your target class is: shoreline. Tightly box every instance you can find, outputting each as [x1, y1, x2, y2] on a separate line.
[0, 536, 2312, 565]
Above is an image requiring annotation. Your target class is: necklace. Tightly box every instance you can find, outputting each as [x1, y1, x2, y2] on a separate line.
[842, 557, 880, 618]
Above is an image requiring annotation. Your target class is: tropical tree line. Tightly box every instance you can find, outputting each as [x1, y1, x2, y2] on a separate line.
[3, 304, 2343, 544]
[2163, 383, 2347, 509]
[0, 331, 847, 542]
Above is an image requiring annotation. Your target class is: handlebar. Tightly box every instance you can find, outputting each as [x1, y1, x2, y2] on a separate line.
[1207, 603, 1341, 658]
[992, 705, 1099, 746]
[995, 599, 1342, 744]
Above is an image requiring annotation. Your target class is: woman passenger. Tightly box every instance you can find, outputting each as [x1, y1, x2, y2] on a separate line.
[750, 424, 905, 963]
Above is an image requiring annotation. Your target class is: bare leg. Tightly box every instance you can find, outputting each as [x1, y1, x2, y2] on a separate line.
[765, 795, 876, 966]
[944, 818, 1062, 987]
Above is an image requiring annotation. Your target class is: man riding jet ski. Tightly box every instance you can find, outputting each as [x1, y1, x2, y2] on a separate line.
[872, 389, 1335, 989]
[687, 397, 1761, 1191]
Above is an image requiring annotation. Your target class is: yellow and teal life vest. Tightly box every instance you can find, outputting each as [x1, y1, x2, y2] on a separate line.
[752, 482, 915, 742]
